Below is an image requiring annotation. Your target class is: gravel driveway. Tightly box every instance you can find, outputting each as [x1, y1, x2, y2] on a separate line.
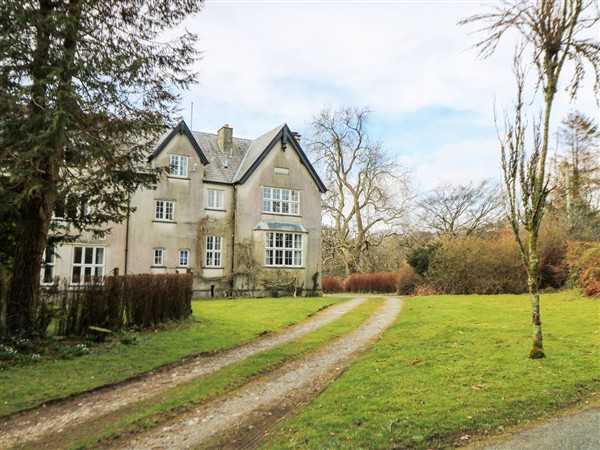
[121, 296, 403, 449]
[0, 296, 370, 448]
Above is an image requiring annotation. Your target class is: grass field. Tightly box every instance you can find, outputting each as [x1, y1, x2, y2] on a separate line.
[262, 291, 599, 449]
[23, 298, 383, 449]
[0, 297, 343, 416]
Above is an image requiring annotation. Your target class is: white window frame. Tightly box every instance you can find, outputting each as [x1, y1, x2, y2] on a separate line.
[154, 200, 175, 221]
[262, 187, 300, 215]
[42, 244, 56, 284]
[170, 154, 188, 178]
[179, 249, 190, 267]
[264, 232, 303, 267]
[205, 236, 223, 268]
[71, 246, 105, 284]
[153, 248, 165, 267]
[52, 197, 89, 220]
[207, 188, 224, 210]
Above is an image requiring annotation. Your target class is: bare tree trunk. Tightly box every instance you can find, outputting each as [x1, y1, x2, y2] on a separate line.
[527, 231, 544, 359]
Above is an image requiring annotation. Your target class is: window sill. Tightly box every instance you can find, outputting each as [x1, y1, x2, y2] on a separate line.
[264, 266, 305, 269]
[203, 266, 224, 269]
[151, 265, 166, 268]
[167, 175, 191, 180]
[205, 207, 226, 212]
[152, 220, 176, 223]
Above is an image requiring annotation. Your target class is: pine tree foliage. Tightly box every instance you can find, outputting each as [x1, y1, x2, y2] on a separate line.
[0, 0, 204, 335]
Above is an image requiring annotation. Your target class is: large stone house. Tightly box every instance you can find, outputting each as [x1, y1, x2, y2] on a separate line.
[45, 120, 326, 297]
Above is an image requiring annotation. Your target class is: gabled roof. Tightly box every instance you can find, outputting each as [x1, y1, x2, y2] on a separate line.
[149, 120, 326, 193]
[233, 124, 327, 193]
[232, 124, 286, 184]
[149, 120, 209, 165]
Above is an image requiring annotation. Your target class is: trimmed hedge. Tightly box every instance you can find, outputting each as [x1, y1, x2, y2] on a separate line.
[323, 272, 406, 294]
[41, 274, 193, 336]
[322, 277, 345, 294]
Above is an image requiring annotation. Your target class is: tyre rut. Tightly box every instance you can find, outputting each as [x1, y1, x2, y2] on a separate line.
[0, 297, 368, 448]
[122, 296, 403, 450]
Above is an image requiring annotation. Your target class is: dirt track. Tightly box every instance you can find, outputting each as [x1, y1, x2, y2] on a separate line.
[1, 296, 388, 448]
[121, 297, 403, 449]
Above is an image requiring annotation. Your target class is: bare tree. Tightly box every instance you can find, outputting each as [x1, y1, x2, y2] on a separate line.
[557, 112, 600, 209]
[461, 0, 600, 358]
[419, 179, 504, 238]
[308, 107, 412, 275]
[552, 111, 600, 239]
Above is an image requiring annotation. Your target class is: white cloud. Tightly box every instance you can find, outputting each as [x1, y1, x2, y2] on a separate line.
[401, 139, 503, 192]
[177, 1, 598, 185]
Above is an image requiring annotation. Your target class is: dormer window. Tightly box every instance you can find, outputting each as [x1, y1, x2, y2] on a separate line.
[170, 154, 188, 177]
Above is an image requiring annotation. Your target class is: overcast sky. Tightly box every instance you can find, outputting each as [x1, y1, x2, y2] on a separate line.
[176, 1, 598, 190]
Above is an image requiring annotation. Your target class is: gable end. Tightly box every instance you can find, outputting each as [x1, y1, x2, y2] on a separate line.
[148, 120, 210, 165]
[237, 125, 327, 193]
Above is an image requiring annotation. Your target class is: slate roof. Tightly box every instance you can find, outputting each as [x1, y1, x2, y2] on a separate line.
[232, 124, 286, 183]
[191, 130, 251, 184]
[151, 120, 326, 192]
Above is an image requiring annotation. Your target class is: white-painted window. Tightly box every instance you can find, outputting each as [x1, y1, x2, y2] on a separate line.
[42, 244, 56, 284]
[179, 250, 189, 267]
[71, 246, 105, 283]
[155, 200, 175, 221]
[170, 154, 188, 177]
[262, 187, 300, 215]
[264, 232, 303, 267]
[205, 236, 222, 267]
[153, 248, 164, 266]
[53, 197, 88, 220]
[207, 189, 224, 209]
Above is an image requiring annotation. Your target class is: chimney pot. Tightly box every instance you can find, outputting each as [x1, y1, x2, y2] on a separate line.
[291, 132, 301, 144]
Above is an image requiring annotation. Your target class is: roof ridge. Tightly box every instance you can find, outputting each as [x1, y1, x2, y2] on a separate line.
[191, 129, 253, 143]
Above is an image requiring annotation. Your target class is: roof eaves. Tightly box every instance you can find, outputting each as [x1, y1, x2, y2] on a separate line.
[283, 125, 327, 193]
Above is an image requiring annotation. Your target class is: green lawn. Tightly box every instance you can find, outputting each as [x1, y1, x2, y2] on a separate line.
[24, 298, 383, 450]
[263, 291, 599, 449]
[0, 297, 343, 416]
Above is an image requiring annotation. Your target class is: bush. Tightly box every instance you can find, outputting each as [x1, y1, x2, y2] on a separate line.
[345, 273, 399, 294]
[583, 280, 600, 298]
[406, 243, 440, 276]
[42, 273, 193, 336]
[397, 266, 422, 295]
[567, 241, 600, 297]
[322, 277, 345, 293]
[538, 225, 569, 289]
[425, 233, 527, 295]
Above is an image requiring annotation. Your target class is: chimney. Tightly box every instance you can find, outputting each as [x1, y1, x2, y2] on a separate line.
[217, 124, 233, 153]
[291, 132, 301, 144]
